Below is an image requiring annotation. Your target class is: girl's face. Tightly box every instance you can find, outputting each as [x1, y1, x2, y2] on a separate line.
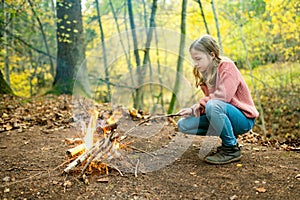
[190, 48, 214, 73]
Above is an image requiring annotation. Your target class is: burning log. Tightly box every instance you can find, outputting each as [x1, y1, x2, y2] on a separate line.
[64, 138, 104, 173]
[96, 123, 118, 134]
[64, 131, 120, 174]
[66, 144, 86, 157]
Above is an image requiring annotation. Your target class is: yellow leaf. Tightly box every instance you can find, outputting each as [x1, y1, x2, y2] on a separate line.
[256, 187, 267, 193]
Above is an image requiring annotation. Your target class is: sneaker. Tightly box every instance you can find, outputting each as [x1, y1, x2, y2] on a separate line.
[204, 145, 242, 164]
[206, 145, 223, 156]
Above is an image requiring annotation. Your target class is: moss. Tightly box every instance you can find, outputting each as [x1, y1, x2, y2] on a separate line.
[0, 72, 14, 95]
[46, 78, 91, 98]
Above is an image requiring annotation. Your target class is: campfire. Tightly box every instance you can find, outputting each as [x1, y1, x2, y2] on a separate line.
[64, 108, 124, 176]
[63, 104, 181, 178]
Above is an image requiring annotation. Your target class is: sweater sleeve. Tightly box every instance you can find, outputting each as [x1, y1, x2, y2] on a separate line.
[210, 62, 240, 102]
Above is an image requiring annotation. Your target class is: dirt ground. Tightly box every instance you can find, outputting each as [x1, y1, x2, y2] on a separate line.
[1, 121, 300, 200]
[0, 93, 300, 200]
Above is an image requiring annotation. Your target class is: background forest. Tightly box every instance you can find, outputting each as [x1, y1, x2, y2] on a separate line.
[1, 0, 299, 136]
[0, 2, 300, 199]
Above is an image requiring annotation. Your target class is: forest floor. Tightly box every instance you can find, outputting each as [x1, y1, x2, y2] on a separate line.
[0, 85, 299, 200]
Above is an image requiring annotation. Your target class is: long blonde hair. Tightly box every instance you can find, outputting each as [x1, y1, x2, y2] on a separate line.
[190, 35, 221, 88]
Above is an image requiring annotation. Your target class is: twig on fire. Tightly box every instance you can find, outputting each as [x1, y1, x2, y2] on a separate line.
[64, 139, 104, 173]
[80, 137, 112, 175]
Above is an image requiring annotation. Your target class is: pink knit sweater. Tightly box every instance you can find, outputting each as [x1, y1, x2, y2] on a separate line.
[199, 59, 259, 118]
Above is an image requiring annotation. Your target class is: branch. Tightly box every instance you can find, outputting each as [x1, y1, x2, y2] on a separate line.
[0, 24, 56, 59]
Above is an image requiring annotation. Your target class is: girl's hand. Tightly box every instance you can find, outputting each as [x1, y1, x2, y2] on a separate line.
[191, 104, 201, 117]
[176, 108, 194, 118]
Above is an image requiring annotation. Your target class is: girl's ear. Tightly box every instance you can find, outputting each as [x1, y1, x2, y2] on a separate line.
[210, 52, 215, 58]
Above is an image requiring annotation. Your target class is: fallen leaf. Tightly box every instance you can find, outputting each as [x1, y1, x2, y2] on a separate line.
[236, 164, 243, 167]
[256, 187, 267, 193]
[253, 147, 260, 151]
[52, 181, 59, 185]
[63, 180, 72, 188]
[2, 176, 10, 182]
[24, 140, 30, 145]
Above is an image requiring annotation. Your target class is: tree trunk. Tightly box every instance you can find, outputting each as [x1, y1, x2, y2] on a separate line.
[27, 0, 55, 78]
[4, 0, 10, 85]
[108, 0, 134, 93]
[168, 0, 187, 114]
[239, 23, 267, 138]
[196, 0, 210, 34]
[142, 0, 157, 66]
[53, 0, 89, 95]
[154, 25, 165, 112]
[211, 0, 223, 54]
[140, 0, 158, 110]
[95, 0, 111, 102]
[141, 0, 148, 29]
[0, 70, 13, 94]
[127, 0, 142, 109]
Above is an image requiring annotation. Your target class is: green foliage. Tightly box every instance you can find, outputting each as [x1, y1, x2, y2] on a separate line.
[241, 62, 300, 90]
[1, 0, 299, 100]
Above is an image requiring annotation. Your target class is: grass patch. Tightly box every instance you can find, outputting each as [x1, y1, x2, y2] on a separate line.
[241, 62, 300, 90]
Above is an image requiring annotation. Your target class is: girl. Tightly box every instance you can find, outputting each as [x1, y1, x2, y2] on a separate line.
[177, 35, 259, 164]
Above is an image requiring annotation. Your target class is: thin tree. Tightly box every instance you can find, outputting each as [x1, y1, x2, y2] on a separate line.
[3, 0, 10, 85]
[127, 0, 142, 108]
[154, 24, 165, 113]
[168, 0, 187, 114]
[238, 1, 267, 137]
[141, 0, 148, 29]
[108, 0, 134, 87]
[140, 0, 158, 110]
[195, 0, 210, 34]
[27, 0, 55, 77]
[142, 0, 157, 67]
[95, 0, 111, 102]
[211, 0, 223, 54]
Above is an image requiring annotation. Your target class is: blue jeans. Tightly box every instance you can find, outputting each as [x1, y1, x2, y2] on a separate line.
[177, 99, 255, 147]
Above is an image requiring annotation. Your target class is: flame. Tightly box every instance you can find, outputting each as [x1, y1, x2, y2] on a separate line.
[107, 116, 115, 125]
[66, 108, 124, 175]
[113, 139, 120, 149]
[84, 109, 98, 150]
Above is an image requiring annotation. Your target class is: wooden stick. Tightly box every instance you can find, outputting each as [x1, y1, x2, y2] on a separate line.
[64, 138, 105, 173]
[127, 145, 155, 157]
[134, 159, 139, 177]
[66, 144, 86, 157]
[81, 137, 112, 175]
[109, 164, 123, 176]
[120, 113, 181, 141]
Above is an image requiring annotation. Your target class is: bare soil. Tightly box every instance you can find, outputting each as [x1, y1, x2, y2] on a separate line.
[1, 124, 300, 200]
[0, 91, 300, 200]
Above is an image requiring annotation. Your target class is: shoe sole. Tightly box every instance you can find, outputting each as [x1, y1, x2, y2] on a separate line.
[204, 155, 243, 165]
